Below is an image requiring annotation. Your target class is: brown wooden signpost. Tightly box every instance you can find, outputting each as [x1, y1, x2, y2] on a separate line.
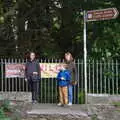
[87, 8, 119, 22]
[83, 8, 119, 104]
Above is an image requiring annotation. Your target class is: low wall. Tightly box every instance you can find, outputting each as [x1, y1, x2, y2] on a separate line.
[1, 92, 120, 104]
[0, 92, 32, 102]
[88, 94, 120, 104]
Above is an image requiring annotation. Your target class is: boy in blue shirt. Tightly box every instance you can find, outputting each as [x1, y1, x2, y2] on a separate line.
[57, 64, 71, 106]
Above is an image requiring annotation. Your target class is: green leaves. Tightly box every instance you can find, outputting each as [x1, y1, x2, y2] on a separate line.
[0, 0, 119, 58]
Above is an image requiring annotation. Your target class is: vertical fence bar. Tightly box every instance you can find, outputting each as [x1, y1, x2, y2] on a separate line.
[55, 59, 58, 103]
[25, 59, 28, 92]
[4, 58, 7, 91]
[88, 59, 91, 93]
[104, 60, 107, 94]
[18, 58, 21, 92]
[112, 60, 114, 95]
[73, 60, 77, 104]
[100, 60, 103, 94]
[1, 58, 3, 91]
[44, 59, 47, 103]
[47, 59, 50, 103]
[11, 58, 14, 91]
[51, 58, 54, 103]
[96, 60, 98, 94]
[81, 59, 84, 103]
[40, 59, 43, 103]
[37, 59, 40, 102]
[92, 60, 95, 94]
[59, 59, 61, 103]
[15, 58, 18, 92]
[108, 61, 110, 94]
[8, 58, 11, 92]
[77, 59, 80, 104]
[116, 60, 118, 95]
[22, 59, 25, 91]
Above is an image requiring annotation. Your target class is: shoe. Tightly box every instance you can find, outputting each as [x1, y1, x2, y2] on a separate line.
[32, 100, 38, 104]
[67, 103, 72, 106]
[57, 103, 64, 106]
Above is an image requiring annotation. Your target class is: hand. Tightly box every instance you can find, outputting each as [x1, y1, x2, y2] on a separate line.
[33, 72, 38, 75]
[61, 77, 65, 80]
[25, 78, 28, 82]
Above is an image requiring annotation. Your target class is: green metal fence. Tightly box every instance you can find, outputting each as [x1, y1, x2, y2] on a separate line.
[0, 58, 120, 104]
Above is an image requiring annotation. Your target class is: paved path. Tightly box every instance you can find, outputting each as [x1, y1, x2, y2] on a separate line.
[27, 104, 89, 117]
[24, 103, 120, 120]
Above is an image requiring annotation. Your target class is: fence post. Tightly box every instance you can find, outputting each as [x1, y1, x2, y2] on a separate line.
[1, 58, 4, 92]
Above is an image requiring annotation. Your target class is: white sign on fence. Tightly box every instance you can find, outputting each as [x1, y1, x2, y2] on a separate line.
[5, 63, 65, 78]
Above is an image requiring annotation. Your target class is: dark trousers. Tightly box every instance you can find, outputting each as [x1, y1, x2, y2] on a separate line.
[29, 80, 39, 101]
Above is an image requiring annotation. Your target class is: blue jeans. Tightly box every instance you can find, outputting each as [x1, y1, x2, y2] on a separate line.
[68, 85, 73, 104]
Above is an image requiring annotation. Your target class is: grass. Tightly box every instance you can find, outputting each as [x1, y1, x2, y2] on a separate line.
[112, 101, 120, 107]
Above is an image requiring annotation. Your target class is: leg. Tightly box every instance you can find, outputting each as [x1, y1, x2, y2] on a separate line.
[32, 82, 36, 101]
[68, 85, 73, 104]
[36, 81, 40, 101]
[28, 79, 33, 92]
[62, 86, 68, 104]
[59, 87, 64, 104]
[32, 82, 38, 101]
[29, 81, 35, 101]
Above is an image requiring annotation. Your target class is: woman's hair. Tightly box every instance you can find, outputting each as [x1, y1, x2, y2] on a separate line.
[64, 52, 74, 61]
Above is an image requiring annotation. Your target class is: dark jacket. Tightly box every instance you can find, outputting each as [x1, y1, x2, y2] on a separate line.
[65, 61, 77, 82]
[25, 59, 41, 81]
[57, 70, 71, 87]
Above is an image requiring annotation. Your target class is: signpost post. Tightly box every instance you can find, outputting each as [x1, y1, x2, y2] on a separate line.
[83, 8, 119, 104]
[83, 10, 87, 104]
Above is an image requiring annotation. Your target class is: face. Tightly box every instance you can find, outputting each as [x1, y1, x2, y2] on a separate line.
[30, 53, 35, 60]
[65, 54, 71, 61]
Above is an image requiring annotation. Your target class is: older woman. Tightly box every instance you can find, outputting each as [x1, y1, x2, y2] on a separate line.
[64, 52, 77, 106]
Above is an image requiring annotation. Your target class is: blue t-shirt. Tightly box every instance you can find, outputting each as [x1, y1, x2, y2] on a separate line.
[57, 70, 71, 87]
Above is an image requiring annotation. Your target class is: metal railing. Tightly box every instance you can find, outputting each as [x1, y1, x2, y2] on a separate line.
[0, 58, 120, 104]
[87, 59, 120, 95]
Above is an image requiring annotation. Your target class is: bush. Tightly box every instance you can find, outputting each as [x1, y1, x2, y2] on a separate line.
[78, 90, 85, 104]
[0, 107, 11, 120]
[1, 100, 11, 112]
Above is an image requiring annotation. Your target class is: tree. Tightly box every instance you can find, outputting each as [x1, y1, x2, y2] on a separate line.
[0, 0, 119, 59]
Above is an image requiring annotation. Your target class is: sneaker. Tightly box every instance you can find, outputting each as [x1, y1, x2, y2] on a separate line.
[67, 103, 72, 106]
[57, 103, 63, 106]
[32, 100, 38, 104]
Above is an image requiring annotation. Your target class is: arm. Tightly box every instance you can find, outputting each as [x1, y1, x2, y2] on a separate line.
[24, 63, 28, 81]
[57, 72, 61, 80]
[37, 61, 41, 77]
[25, 63, 28, 78]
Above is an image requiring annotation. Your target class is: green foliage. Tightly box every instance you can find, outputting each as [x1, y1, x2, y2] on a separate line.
[0, 107, 5, 118]
[0, 0, 119, 58]
[78, 90, 85, 104]
[0, 100, 20, 120]
[0, 107, 11, 120]
[1, 100, 11, 112]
